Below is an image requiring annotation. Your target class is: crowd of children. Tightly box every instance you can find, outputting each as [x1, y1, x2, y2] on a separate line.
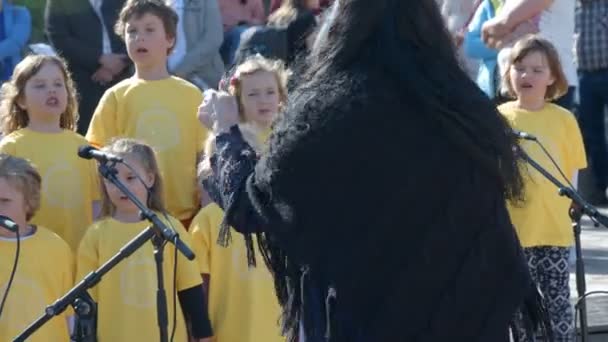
[0, 0, 592, 341]
[0, 0, 289, 340]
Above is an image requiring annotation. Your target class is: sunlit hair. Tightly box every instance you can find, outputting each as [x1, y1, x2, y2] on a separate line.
[99, 138, 165, 217]
[0, 54, 79, 135]
[199, 56, 289, 184]
[228, 54, 290, 119]
[268, 0, 311, 27]
[0, 153, 42, 221]
[502, 34, 568, 101]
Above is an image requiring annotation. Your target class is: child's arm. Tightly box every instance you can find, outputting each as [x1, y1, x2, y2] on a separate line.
[178, 284, 213, 340]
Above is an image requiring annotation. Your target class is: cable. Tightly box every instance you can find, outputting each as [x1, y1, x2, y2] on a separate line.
[172, 236, 178, 342]
[573, 291, 608, 341]
[533, 139, 576, 189]
[0, 227, 21, 319]
[122, 161, 152, 192]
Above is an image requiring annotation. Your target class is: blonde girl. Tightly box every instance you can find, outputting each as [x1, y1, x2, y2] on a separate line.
[0, 54, 99, 250]
[190, 55, 289, 342]
[76, 138, 212, 341]
[498, 35, 586, 341]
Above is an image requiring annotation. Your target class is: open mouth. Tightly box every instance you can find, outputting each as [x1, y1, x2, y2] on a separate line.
[119, 195, 129, 200]
[136, 47, 149, 53]
[520, 82, 533, 89]
[46, 97, 58, 106]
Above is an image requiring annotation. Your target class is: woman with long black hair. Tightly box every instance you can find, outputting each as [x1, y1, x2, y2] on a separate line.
[200, 0, 550, 341]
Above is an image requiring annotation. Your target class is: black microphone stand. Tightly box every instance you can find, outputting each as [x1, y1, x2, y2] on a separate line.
[13, 161, 195, 342]
[515, 145, 608, 342]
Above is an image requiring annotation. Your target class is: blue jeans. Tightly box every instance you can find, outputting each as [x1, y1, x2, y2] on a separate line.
[578, 70, 608, 190]
[220, 25, 249, 68]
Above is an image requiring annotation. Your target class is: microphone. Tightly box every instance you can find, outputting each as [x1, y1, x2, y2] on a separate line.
[512, 129, 537, 141]
[78, 145, 123, 163]
[0, 215, 18, 232]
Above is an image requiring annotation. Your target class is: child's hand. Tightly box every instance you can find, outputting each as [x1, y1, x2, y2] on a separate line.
[198, 90, 217, 130]
[199, 90, 239, 133]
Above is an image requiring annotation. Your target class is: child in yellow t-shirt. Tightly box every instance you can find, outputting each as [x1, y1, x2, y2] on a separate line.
[191, 55, 288, 342]
[86, 0, 208, 228]
[498, 35, 587, 341]
[0, 55, 100, 251]
[76, 138, 212, 341]
[0, 154, 73, 342]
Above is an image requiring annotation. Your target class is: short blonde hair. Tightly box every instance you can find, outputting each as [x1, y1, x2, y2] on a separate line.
[99, 138, 165, 218]
[229, 54, 290, 120]
[0, 154, 42, 221]
[501, 35, 569, 101]
[0, 55, 79, 136]
[198, 55, 290, 183]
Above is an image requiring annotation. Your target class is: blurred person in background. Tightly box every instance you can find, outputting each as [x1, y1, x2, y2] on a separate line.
[0, 0, 31, 82]
[166, 0, 225, 90]
[45, 0, 130, 134]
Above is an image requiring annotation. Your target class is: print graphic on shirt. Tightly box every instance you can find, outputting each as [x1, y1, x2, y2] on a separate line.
[42, 160, 84, 209]
[135, 103, 181, 152]
[120, 252, 156, 308]
[0, 275, 46, 331]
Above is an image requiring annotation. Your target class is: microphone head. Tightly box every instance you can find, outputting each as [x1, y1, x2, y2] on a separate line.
[77, 145, 96, 159]
[0, 214, 18, 232]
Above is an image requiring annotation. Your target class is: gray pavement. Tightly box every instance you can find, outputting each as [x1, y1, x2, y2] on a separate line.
[570, 208, 608, 340]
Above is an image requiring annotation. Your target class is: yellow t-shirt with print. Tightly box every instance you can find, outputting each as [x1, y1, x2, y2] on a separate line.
[0, 226, 73, 342]
[190, 203, 284, 342]
[86, 76, 207, 220]
[0, 129, 100, 250]
[76, 215, 202, 342]
[500, 102, 587, 247]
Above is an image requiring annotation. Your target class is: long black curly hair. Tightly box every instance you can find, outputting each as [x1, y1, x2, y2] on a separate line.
[303, 0, 524, 203]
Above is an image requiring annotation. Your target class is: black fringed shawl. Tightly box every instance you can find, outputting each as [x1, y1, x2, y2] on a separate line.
[203, 70, 549, 341]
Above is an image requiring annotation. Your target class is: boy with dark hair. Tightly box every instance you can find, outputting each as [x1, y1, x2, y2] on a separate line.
[87, 0, 208, 230]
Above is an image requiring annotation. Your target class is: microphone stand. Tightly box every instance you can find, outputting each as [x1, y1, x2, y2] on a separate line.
[515, 145, 608, 342]
[14, 161, 195, 342]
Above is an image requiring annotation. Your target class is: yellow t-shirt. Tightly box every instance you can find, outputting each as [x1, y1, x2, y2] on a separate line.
[189, 203, 284, 342]
[0, 226, 73, 342]
[500, 102, 587, 247]
[86, 76, 207, 220]
[76, 215, 202, 341]
[0, 129, 100, 250]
